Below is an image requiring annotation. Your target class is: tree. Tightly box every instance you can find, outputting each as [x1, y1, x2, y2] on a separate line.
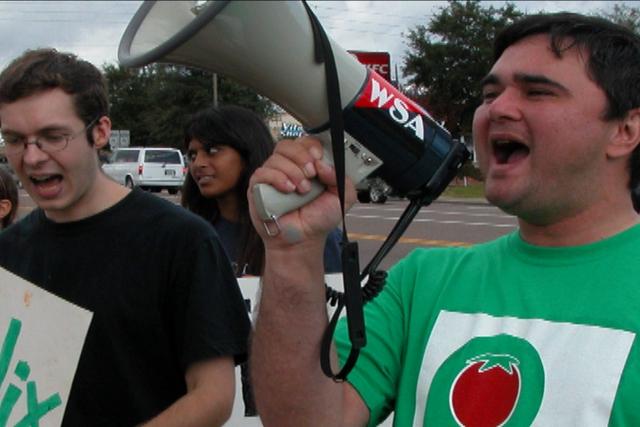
[597, 3, 640, 33]
[103, 63, 277, 150]
[402, 0, 522, 137]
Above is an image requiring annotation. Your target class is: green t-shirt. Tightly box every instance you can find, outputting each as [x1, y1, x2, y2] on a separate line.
[336, 224, 640, 426]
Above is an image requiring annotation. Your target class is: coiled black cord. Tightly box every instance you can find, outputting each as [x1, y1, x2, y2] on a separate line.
[361, 270, 387, 302]
[324, 194, 429, 308]
[325, 269, 387, 307]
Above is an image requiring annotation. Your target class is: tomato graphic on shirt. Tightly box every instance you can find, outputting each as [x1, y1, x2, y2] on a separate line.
[424, 334, 544, 426]
[449, 354, 520, 427]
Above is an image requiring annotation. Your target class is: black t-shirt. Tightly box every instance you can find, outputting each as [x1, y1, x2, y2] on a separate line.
[0, 189, 251, 426]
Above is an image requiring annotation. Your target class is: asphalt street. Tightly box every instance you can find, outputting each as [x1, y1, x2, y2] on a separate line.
[16, 188, 518, 282]
[346, 197, 518, 271]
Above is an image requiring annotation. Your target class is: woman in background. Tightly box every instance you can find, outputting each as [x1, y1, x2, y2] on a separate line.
[0, 165, 18, 229]
[181, 105, 342, 415]
[182, 105, 342, 276]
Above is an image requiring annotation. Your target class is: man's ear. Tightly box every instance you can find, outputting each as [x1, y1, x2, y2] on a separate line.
[607, 108, 640, 159]
[0, 199, 12, 221]
[91, 116, 112, 150]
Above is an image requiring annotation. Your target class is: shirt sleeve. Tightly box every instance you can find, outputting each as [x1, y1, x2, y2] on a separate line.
[174, 232, 252, 369]
[335, 256, 411, 425]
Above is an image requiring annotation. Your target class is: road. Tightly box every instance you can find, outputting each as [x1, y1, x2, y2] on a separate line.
[346, 198, 517, 271]
[17, 190, 517, 271]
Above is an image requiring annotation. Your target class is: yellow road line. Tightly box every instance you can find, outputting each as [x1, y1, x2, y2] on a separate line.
[348, 232, 472, 248]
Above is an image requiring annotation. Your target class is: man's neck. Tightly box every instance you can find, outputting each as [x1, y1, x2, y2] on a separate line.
[518, 198, 639, 247]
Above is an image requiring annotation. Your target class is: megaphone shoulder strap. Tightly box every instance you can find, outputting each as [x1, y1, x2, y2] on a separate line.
[302, 0, 365, 382]
[302, 0, 457, 383]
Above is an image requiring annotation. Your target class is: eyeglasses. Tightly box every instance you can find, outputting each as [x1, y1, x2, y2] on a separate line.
[1, 117, 98, 158]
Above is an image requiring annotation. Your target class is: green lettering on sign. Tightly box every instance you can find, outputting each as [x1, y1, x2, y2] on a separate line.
[0, 318, 63, 425]
[0, 319, 21, 387]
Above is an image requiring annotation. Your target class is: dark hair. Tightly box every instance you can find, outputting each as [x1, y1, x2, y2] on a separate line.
[494, 12, 640, 191]
[0, 165, 18, 229]
[181, 105, 274, 274]
[0, 48, 108, 144]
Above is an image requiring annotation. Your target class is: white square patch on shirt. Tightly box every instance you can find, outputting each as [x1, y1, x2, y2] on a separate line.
[412, 311, 635, 427]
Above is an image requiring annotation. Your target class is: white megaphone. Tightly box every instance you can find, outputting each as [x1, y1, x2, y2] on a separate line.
[118, 0, 468, 221]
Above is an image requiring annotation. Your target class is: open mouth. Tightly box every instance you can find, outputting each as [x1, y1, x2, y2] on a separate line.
[492, 140, 530, 165]
[29, 174, 63, 198]
[30, 174, 63, 186]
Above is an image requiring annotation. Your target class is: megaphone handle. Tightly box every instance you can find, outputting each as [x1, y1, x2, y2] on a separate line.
[252, 131, 382, 221]
[252, 179, 326, 221]
[252, 133, 335, 221]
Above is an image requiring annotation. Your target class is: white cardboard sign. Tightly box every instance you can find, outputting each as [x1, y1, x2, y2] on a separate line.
[0, 267, 92, 426]
[238, 273, 345, 322]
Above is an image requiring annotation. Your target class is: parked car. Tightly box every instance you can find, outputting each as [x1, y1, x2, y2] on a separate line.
[356, 177, 391, 204]
[102, 147, 186, 194]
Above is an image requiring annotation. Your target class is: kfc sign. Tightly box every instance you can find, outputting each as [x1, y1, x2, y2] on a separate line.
[349, 51, 391, 82]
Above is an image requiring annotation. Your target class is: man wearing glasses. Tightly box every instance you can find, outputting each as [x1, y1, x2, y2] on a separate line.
[0, 49, 251, 426]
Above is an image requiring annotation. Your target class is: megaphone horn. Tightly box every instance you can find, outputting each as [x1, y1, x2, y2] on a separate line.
[119, 0, 468, 220]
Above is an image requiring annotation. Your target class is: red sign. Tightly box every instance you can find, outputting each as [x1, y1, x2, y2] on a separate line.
[348, 51, 391, 82]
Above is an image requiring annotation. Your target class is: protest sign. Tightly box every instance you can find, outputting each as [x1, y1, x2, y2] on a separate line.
[0, 267, 92, 426]
[238, 273, 344, 322]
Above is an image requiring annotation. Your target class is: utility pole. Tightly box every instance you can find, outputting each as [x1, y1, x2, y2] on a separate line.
[395, 63, 399, 87]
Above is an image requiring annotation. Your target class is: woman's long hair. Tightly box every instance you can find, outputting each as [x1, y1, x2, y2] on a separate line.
[181, 105, 274, 275]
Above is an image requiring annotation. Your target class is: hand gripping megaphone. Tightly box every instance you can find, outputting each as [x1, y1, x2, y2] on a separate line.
[118, 0, 469, 221]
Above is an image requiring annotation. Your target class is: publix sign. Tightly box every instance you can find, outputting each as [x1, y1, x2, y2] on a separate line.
[279, 123, 304, 139]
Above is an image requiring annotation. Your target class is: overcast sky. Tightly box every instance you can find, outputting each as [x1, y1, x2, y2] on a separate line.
[0, 0, 634, 84]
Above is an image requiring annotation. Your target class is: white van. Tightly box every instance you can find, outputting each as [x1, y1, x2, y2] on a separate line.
[102, 147, 186, 194]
